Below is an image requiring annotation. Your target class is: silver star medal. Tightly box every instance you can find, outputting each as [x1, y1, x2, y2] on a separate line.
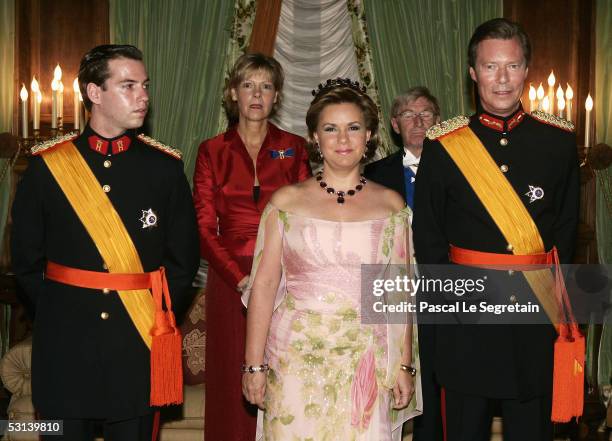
[525, 185, 544, 203]
[140, 208, 158, 229]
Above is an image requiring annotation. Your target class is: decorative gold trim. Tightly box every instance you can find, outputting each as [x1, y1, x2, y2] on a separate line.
[426, 116, 470, 140]
[137, 134, 183, 159]
[531, 110, 575, 132]
[30, 133, 79, 155]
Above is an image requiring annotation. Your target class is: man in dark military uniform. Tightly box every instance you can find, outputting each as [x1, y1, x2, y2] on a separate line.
[365, 87, 444, 441]
[413, 18, 579, 441]
[11, 45, 200, 440]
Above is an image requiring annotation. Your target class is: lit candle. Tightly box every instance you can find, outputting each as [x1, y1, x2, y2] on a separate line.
[31, 77, 40, 130]
[51, 78, 59, 129]
[54, 64, 62, 82]
[73, 78, 80, 130]
[556, 85, 565, 118]
[542, 96, 550, 113]
[58, 81, 64, 121]
[52, 64, 62, 129]
[557, 97, 565, 119]
[20, 85, 29, 139]
[584, 94, 593, 147]
[565, 84, 574, 123]
[36, 91, 42, 131]
[528, 84, 536, 113]
[537, 83, 545, 110]
[547, 71, 556, 114]
[30, 77, 37, 116]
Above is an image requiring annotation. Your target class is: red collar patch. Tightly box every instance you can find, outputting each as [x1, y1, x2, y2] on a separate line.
[507, 111, 526, 131]
[478, 110, 526, 133]
[88, 135, 131, 155]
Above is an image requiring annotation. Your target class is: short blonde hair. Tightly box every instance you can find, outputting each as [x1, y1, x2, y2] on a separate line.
[223, 53, 284, 125]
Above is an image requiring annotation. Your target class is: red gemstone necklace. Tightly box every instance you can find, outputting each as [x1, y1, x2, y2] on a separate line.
[316, 171, 366, 204]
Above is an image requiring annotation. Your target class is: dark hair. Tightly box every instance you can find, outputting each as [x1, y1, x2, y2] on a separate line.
[468, 18, 531, 68]
[305, 81, 379, 163]
[391, 86, 441, 117]
[223, 53, 284, 125]
[78, 44, 143, 110]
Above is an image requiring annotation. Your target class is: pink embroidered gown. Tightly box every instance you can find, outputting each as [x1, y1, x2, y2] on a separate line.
[244, 205, 422, 440]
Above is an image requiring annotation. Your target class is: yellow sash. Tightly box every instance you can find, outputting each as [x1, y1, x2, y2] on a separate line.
[41, 142, 154, 348]
[437, 126, 560, 324]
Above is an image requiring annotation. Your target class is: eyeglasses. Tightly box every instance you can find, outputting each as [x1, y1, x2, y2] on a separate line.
[396, 110, 435, 121]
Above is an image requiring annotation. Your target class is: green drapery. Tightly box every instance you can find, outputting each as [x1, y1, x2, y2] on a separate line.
[216, 0, 257, 131]
[595, 0, 612, 407]
[364, 0, 501, 129]
[348, 0, 394, 157]
[0, 0, 14, 133]
[0, 0, 15, 259]
[110, 0, 234, 181]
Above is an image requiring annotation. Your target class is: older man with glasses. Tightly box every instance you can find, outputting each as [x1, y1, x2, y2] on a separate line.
[365, 87, 440, 210]
[365, 86, 443, 441]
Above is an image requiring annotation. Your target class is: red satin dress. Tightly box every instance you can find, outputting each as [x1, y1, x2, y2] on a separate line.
[193, 123, 311, 441]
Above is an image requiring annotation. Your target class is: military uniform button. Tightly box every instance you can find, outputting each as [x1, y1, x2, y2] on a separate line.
[103, 263, 108, 270]
[103, 160, 112, 168]
[102, 288, 110, 294]
[508, 269, 515, 276]
[103, 184, 111, 193]
[506, 243, 514, 251]
[500, 164, 509, 173]
[509, 295, 518, 303]
[101, 312, 110, 320]
[500, 138, 508, 146]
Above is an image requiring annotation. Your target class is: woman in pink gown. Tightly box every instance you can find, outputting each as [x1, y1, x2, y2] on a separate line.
[242, 79, 422, 440]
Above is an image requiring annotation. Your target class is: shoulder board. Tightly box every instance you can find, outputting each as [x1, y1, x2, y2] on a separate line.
[30, 133, 78, 156]
[426, 116, 470, 140]
[530, 110, 575, 132]
[137, 134, 182, 159]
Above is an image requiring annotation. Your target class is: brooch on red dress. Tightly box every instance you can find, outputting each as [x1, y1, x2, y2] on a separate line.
[270, 148, 294, 159]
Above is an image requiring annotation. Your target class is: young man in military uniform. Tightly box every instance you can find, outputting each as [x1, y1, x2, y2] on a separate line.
[413, 18, 579, 441]
[11, 45, 200, 441]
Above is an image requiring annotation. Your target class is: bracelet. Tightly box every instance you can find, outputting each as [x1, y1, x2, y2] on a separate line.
[400, 364, 417, 377]
[241, 363, 269, 374]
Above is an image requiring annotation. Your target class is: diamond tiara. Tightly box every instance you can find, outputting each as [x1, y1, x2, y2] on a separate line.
[311, 78, 367, 98]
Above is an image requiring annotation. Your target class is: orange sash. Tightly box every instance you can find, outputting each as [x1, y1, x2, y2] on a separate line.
[438, 126, 583, 422]
[40, 141, 182, 406]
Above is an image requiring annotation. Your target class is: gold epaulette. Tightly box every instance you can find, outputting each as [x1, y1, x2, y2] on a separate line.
[426, 116, 470, 140]
[137, 134, 182, 160]
[530, 110, 575, 132]
[30, 133, 79, 156]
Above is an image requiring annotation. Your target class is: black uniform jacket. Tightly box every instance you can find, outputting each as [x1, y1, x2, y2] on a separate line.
[11, 125, 200, 419]
[364, 149, 406, 200]
[412, 107, 579, 400]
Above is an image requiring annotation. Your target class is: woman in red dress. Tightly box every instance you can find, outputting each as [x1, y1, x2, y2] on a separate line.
[193, 53, 311, 440]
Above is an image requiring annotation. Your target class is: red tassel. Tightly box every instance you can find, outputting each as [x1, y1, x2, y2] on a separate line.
[149, 267, 183, 406]
[150, 310, 183, 406]
[551, 324, 584, 422]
